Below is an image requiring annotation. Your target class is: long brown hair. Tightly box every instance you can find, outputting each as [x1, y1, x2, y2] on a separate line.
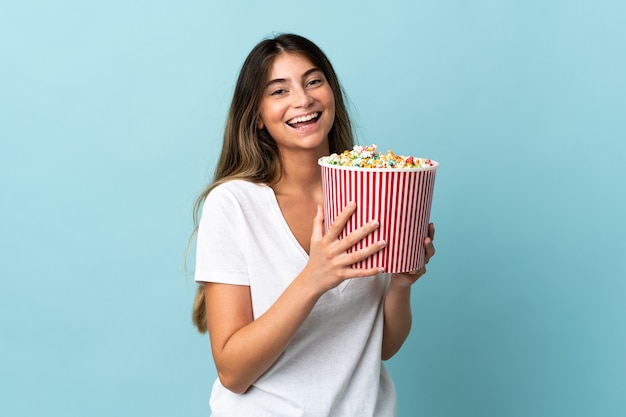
[191, 33, 355, 333]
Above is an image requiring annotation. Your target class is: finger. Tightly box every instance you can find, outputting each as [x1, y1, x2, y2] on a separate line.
[337, 219, 380, 250]
[428, 223, 435, 241]
[425, 237, 435, 256]
[424, 237, 435, 264]
[403, 266, 426, 278]
[397, 266, 424, 276]
[344, 266, 386, 278]
[326, 201, 357, 239]
[311, 205, 324, 241]
[334, 239, 386, 273]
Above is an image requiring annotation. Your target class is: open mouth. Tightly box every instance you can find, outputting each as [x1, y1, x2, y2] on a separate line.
[286, 112, 320, 128]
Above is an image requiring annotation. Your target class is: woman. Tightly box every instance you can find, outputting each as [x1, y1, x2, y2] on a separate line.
[192, 33, 435, 416]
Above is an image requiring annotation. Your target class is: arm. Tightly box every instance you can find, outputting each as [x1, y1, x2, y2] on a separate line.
[205, 203, 386, 394]
[381, 223, 436, 360]
[204, 276, 319, 394]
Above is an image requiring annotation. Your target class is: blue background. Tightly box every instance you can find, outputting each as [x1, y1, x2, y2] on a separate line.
[2, 1, 625, 416]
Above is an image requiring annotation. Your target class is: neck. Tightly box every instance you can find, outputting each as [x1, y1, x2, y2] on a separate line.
[272, 147, 327, 201]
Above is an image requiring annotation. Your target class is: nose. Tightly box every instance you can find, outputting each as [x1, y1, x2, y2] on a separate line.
[292, 86, 313, 108]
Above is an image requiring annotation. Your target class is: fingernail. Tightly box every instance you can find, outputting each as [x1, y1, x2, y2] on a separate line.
[378, 240, 386, 248]
[370, 220, 379, 227]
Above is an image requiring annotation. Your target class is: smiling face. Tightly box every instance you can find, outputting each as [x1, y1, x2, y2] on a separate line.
[257, 52, 335, 155]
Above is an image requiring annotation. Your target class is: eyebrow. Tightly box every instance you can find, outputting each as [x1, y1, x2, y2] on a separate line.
[265, 67, 324, 90]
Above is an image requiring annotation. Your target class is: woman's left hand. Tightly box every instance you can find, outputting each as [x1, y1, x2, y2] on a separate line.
[390, 223, 436, 287]
[382, 223, 436, 359]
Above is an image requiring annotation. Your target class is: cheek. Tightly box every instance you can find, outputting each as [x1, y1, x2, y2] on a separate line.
[327, 98, 336, 126]
[257, 103, 276, 130]
[257, 111, 284, 140]
[259, 101, 283, 125]
[326, 91, 336, 117]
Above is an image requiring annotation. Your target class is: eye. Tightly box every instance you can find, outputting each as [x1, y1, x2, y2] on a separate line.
[270, 88, 287, 96]
[306, 78, 323, 88]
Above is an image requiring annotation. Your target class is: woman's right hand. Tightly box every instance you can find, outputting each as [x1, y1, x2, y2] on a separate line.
[205, 202, 385, 394]
[302, 202, 386, 295]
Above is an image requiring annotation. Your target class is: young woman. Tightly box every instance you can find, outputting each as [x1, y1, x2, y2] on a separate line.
[192, 33, 435, 416]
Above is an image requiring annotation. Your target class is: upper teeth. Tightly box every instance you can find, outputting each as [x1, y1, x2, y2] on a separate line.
[288, 113, 318, 124]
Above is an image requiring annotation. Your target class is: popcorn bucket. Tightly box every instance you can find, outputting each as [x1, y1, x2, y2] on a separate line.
[319, 160, 439, 273]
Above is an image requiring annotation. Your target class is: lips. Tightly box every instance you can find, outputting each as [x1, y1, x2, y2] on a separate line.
[286, 112, 320, 128]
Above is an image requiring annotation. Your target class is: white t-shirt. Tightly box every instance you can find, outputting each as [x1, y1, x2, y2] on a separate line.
[195, 180, 396, 417]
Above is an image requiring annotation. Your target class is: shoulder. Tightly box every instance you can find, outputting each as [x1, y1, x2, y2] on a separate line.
[210, 179, 268, 196]
[203, 180, 272, 214]
[208, 180, 269, 203]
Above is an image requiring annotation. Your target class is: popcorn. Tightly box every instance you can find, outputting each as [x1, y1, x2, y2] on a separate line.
[318, 145, 439, 272]
[320, 145, 434, 169]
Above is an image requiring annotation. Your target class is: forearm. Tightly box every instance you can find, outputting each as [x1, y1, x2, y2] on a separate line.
[210, 274, 321, 393]
[381, 281, 413, 360]
[208, 204, 388, 393]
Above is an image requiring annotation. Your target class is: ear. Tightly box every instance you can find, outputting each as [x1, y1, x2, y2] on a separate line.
[257, 118, 264, 130]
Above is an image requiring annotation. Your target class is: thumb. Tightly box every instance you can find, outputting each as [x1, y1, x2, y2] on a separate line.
[310, 205, 325, 242]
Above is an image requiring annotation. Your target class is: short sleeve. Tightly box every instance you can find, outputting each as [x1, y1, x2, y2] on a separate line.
[194, 184, 250, 285]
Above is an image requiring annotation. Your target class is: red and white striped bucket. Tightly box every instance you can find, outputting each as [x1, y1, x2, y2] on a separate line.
[319, 160, 439, 273]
